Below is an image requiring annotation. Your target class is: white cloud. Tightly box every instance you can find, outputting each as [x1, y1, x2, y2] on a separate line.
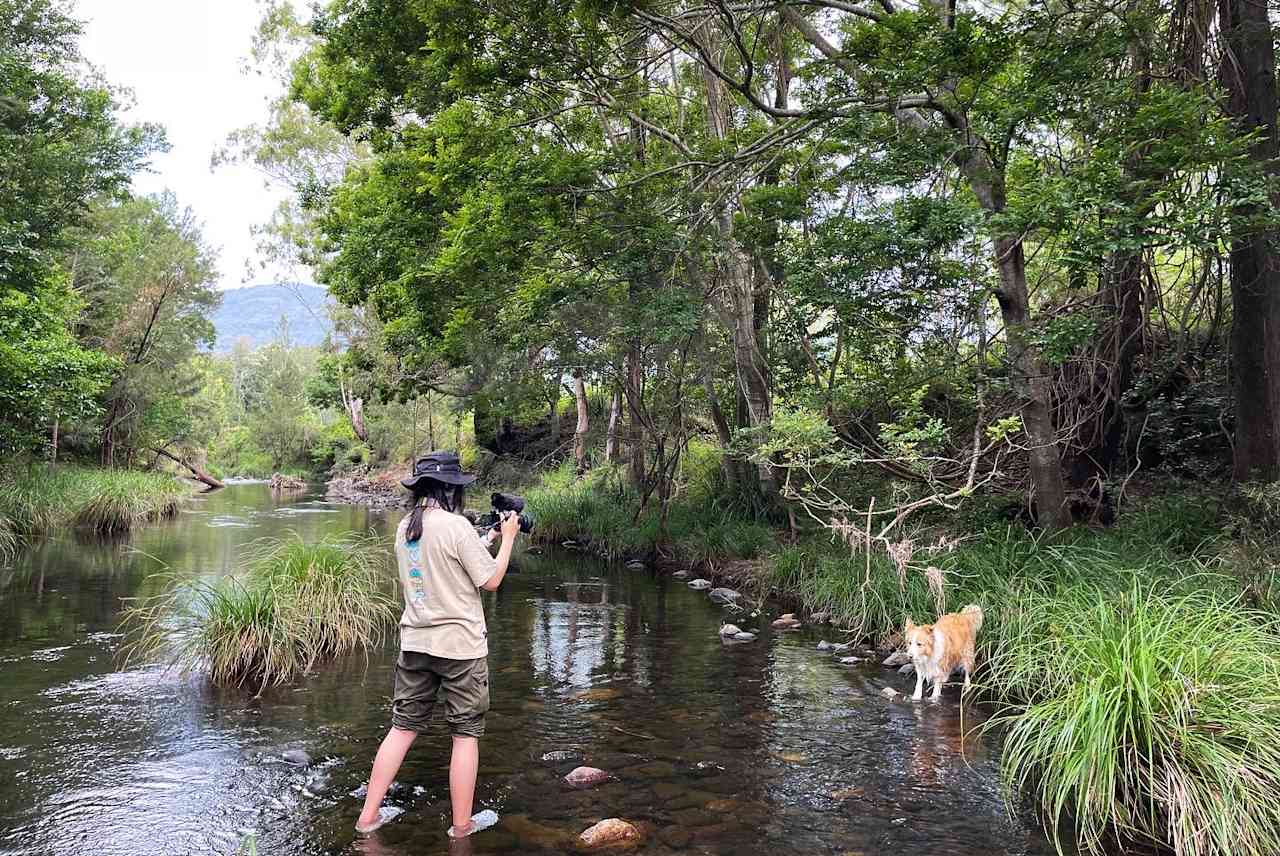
[77, 0, 310, 291]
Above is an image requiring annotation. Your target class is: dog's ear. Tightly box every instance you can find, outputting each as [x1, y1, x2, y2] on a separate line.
[904, 619, 915, 632]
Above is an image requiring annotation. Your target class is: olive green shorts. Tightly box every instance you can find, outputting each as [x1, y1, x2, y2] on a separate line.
[391, 651, 490, 738]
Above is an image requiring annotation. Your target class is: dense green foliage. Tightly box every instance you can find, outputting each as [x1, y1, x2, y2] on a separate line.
[121, 534, 396, 687]
[0, 0, 222, 469]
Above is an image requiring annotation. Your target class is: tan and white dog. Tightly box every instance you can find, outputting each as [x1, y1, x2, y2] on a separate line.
[904, 604, 983, 701]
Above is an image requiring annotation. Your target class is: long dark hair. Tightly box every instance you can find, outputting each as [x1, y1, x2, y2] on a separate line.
[405, 479, 466, 542]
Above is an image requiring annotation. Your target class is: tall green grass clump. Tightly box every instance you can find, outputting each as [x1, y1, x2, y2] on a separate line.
[988, 583, 1280, 856]
[123, 534, 396, 688]
[0, 465, 190, 542]
[74, 469, 187, 533]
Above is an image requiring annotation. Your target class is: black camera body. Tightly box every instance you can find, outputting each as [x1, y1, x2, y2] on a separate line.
[475, 492, 534, 535]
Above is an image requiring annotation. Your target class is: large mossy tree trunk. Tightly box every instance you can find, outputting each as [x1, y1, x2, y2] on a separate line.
[1220, 0, 1280, 482]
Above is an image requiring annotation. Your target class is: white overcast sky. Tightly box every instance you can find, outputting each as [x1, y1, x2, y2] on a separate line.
[78, 0, 306, 291]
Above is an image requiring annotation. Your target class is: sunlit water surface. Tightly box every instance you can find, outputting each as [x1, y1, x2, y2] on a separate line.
[0, 485, 1059, 855]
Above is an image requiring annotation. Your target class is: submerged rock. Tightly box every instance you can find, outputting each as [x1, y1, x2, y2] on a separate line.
[671, 570, 692, 580]
[882, 651, 911, 668]
[881, 687, 900, 700]
[541, 749, 582, 763]
[838, 656, 862, 665]
[564, 766, 610, 788]
[816, 640, 835, 651]
[280, 749, 311, 767]
[688, 579, 712, 591]
[771, 615, 802, 630]
[708, 587, 741, 604]
[898, 663, 916, 676]
[578, 818, 642, 849]
[719, 624, 742, 637]
[625, 560, 646, 570]
[732, 632, 757, 642]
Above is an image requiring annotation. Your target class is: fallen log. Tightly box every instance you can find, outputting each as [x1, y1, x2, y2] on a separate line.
[150, 447, 224, 490]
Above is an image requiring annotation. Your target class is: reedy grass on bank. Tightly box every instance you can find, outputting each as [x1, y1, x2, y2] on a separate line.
[526, 475, 772, 566]
[122, 534, 397, 688]
[988, 584, 1280, 856]
[0, 465, 190, 548]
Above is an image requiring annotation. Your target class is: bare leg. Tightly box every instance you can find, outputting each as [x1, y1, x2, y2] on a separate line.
[448, 735, 480, 833]
[357, 727, 417, 829]
[931, 677, 944, 700]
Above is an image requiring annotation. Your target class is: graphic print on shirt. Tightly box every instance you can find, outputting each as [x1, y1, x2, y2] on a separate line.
[406, 539, 427, 604]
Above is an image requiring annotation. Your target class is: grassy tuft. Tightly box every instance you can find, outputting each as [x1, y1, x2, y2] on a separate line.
[988, 583, 1280, 856]
[121, 534, 397, 688]
[0, 465, 190, 543]
[74, 470, 186, 533]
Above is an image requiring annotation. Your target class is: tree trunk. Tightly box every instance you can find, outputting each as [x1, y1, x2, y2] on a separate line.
[348, 396, 368, 443]
[605, 387, 622, 464]
[151, 446, 224, 490]
[548, 390, 561, 451]
[572, 368, 589, 474]
[426, 392, 436, 450]
[993, 235, 1072, 531]
[626, 346, 645, 487]
[1220, 0, 1280, 481]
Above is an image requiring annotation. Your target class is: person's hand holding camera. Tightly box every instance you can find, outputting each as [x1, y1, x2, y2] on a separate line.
[499, 509, 521, 541]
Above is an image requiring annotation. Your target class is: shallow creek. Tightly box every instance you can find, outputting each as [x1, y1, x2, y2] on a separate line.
[0, 484, 1060, 855]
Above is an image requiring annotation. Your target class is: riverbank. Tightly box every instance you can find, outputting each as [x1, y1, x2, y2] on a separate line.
[525, 470, 1280, 856]
[0, 465, 193, 556]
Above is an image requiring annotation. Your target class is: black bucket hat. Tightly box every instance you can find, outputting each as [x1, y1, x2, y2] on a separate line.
[401, 451, 478, 489]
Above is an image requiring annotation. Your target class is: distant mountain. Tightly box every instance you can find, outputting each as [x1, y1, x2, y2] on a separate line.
[210, 283, 332, 351]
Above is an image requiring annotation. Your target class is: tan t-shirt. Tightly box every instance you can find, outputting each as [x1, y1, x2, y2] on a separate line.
[395, 508, 497, 659]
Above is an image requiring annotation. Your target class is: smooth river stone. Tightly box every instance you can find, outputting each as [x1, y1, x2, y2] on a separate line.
[719, 623, 742, 637]
[564, 766, 610, 787]
[708, 587, 741, 603]
[882, 651, 911, 667]
[578, 818, 642, 849]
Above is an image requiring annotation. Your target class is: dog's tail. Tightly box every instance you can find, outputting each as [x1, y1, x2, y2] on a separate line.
[961, 603, 984, 632]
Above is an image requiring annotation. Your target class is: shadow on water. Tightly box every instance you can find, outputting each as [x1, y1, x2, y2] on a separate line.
[0, 485, 1061, 855]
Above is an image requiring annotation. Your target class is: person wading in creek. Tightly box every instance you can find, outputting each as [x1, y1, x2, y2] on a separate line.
[356, 451, 521, 838]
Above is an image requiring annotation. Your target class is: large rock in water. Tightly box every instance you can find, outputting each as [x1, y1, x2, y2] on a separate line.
[719, 624, 742, 637]
[564, 766, 610, 788]
[578, 818, 642, 849]
[882, 651, 911, 667]
[688, 579, 712, 591]
[708, 587, 741, 604]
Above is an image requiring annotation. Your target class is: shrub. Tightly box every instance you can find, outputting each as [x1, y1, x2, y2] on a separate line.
[121, 534, 397, 688]
[988, 583, 1280, 856]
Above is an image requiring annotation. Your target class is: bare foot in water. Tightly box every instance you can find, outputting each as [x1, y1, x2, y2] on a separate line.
[355, 806, 404, 834]
[447, 809, 499, 839]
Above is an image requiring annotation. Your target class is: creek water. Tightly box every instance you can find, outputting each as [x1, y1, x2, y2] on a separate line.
[0, 485, 1059, 856]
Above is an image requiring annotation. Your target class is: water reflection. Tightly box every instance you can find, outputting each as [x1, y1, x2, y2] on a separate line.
[0, 485, 1061, 855]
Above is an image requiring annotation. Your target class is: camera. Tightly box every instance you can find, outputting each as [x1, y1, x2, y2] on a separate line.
[475, 492, 534, 535]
